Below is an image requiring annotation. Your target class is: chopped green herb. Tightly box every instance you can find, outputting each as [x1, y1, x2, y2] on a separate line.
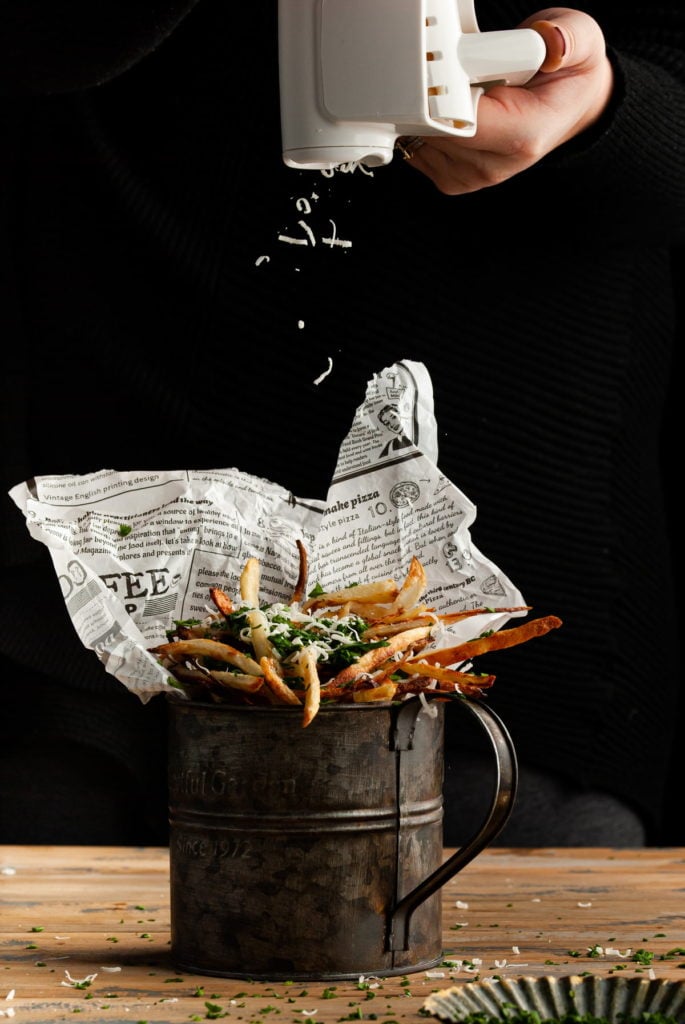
[204, 1001, 228, 1019]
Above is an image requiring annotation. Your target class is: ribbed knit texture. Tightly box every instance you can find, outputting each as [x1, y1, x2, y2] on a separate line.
[0, 0, 682, 839]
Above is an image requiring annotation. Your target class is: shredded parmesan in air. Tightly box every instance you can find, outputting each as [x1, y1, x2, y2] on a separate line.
[278, 219, 317, 247]
[313, 357, 333, 385]
[322, 219, 352, 248]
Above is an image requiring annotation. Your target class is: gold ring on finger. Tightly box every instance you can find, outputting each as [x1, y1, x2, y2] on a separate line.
[395, 135, 426, 161]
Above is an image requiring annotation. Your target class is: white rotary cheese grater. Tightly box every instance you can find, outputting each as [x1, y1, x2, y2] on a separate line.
[279, 0, 546, 169]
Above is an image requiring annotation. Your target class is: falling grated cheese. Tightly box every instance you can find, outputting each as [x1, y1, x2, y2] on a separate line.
[313, 357, 333, 385]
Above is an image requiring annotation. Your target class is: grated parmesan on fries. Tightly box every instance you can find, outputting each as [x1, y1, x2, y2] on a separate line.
[149, 546, 561, 727]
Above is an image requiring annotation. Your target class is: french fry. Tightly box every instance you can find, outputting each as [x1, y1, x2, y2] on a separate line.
[209, 586, 235, 617]
[393, 664, 496, 698]
[152, 546, 562, 726]
[364, 605, 530, 636]
[341, 556, 427, 619]
[207, 670, 266, 693]
[259, 656, 302, 705]
[152, 637, 262, 675]
[363, 614, 439, 638]
[394, 660, 494, 687]
[318, 677, 376, 702]
[328, 625, 432, 688]
[240, 556, 261, 606]
[298, 647, 321, 728]
[406, 615, 563, 667]
[246, 606, 273, 662]
[290, 539, 309, 604]
[352, 681, 398, 703]
[302, 578, 398, 612]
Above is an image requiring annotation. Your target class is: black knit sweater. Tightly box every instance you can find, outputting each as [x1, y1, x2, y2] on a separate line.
[1, 1, 683, 837]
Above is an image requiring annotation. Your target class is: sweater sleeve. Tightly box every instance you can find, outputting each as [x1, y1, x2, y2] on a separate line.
[455, 5, 685, 247]
[0, 0, 200, 95]
[521, 5, 685, 243]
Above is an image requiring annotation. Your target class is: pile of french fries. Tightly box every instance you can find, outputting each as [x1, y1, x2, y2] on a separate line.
[150, 543, 561, 727]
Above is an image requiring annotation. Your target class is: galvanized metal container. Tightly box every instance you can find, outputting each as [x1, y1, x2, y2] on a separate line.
[167, 696, 516, 981]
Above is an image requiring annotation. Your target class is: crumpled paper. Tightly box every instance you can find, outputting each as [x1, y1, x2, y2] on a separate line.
[9, 360, 524, 700]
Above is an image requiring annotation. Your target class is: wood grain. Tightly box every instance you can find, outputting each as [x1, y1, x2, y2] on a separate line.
[1, 846, 684, 1022]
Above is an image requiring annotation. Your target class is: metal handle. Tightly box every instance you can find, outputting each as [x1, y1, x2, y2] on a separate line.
[387, 696, 518, 951]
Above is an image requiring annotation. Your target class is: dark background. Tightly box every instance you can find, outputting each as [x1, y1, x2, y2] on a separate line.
[662, 247, 683, 845]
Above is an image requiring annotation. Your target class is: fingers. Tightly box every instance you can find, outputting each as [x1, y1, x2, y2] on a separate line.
[397, 7, 613, 195]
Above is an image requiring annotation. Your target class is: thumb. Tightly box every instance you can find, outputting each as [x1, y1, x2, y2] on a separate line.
[525, 9, 605, 74]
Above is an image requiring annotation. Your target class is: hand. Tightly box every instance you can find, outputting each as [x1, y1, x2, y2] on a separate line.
[399, 7, 614, 195]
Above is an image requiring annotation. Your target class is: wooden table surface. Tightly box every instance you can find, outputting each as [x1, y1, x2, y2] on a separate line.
[1, 846, 684, 1022]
